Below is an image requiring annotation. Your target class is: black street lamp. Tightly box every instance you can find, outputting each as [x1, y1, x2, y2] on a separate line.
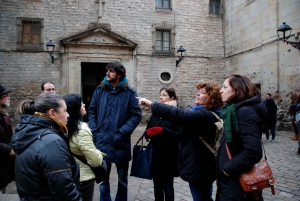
[176, 46, 186, 67]
[46, 40, 60, 63]
[277, 22, 300, 50]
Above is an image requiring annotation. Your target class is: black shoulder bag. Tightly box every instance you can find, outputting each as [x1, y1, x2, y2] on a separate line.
[73, 153, 107, 184]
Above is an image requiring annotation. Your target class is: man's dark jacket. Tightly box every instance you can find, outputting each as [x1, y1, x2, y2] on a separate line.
[11, 115, 81, 201]
[89, 79, 142, 163]
[0, 113, 15, 189]
[265, 98, 277, 125]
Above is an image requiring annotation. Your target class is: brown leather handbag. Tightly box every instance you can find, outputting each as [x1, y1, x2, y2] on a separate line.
[226, 141, 275, 200]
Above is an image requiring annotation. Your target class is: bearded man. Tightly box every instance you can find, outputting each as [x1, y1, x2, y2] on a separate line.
[0, 84, 15, 194]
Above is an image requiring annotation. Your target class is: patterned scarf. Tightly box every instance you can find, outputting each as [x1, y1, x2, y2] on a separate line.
[0, 107, 13, 134]
[0, 107, 8, 116]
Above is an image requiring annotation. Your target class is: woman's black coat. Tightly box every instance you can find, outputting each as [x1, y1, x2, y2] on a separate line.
[11, 114, 81, 201]
[216, 95, 268, 201]
[150, 102, 219, 185]
[145, 114, 180, 178]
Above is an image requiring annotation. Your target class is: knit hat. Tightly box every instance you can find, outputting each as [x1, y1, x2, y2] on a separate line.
[0, 84, 11, 96]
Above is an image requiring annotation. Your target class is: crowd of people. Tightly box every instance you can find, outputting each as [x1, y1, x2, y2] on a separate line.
[0, 61, 299, 200]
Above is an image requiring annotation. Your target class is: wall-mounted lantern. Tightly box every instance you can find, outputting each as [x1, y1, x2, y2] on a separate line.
[46, 40, 60, 63]
[176, 46, 186, 67]
[277, 22, 300, 51]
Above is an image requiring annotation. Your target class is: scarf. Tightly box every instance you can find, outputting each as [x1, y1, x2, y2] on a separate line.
[190, 105, 205, 111]
[190, 104, 222, 115]
[220, 103, 240, 143]
[104, 77, 128, 89]
[34, 112, 68, 134]
[0, 107, 9, 116]
[0, 107, 13, 134]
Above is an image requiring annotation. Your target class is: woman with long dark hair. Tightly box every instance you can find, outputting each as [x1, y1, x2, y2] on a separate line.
[216, 74, 268, 201]
[11, 92, 82, 200]
[63, 94, 105, 201]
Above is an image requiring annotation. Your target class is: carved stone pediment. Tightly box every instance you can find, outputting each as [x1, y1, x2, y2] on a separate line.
[61, 24, 137, 49]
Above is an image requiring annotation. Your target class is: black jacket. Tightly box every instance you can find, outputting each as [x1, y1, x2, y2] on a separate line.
[151, 102, 219, 185]
[11, 115, 82, 201]
[217, 95, 268, 178]
[145, 114, 180, 178]
[264, 98, 277, 125]
[0, 113, 15, 189]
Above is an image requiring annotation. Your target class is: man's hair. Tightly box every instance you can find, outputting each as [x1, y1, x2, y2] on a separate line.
[106, 62, 126, 81]
[266, 93, 272, 97]
[41, 82, 54, 91]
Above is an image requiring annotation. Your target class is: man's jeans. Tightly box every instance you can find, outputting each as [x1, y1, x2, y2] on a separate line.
[265, 124, 276, 140]
[189, 182, 213, 201]
[99, 161, 129, 201]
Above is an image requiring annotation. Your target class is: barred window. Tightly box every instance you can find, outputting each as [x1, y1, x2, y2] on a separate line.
[156, 0, 170, 9]
[160, 72, 171, 81]
[17, 18, 44, 51]
[156, 30, 170, 52]
[209, 0, 221, 15]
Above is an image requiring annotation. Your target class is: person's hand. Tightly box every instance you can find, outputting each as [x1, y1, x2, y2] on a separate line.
[9, 149, 15, 157]
[146, 127, 163, 137]
[136, 97, 152, 107]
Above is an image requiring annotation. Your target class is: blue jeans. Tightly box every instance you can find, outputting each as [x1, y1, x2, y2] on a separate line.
[153, 176, 174, 201]
[189, 182, 213, 201]
[99, 161, 129, 201]
[265, 124, 276, 140]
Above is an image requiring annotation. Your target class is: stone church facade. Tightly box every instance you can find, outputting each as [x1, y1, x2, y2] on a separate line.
[0, 0, 299, 130]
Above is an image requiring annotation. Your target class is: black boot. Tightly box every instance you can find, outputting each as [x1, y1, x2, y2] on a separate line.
[297, 148, 300, 155]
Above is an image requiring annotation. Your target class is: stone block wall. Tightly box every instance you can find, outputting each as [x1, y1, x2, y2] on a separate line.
[223, 0, 300, 131]
[1, 0, 225, 126]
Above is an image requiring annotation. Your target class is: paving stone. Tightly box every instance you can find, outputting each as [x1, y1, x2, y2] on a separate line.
[3, 128, 300, 201]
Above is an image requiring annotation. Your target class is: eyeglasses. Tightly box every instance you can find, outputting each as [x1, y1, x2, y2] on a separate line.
[1, 94, 9, 98]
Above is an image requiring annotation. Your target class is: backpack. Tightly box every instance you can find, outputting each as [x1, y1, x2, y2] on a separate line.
[198, 111, 224, 157]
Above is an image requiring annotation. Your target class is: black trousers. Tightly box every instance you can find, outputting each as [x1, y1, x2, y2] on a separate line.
[81, 179, 95, 201]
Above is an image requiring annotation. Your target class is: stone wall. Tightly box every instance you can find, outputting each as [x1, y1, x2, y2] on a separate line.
[0, 0, 225, 126]
[223, 0, 300, 131]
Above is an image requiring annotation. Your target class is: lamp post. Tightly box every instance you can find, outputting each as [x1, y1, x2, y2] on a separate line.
[277, 22, 300, 50]
[176, 46, 186, 67]
[46, 40, 60, 63]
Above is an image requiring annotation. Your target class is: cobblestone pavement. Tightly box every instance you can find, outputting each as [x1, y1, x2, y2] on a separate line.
[2, 125, 300, 201]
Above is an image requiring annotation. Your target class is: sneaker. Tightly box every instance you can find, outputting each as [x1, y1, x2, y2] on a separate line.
[272, 139, 275, 142]
[266, 139, 270, 142]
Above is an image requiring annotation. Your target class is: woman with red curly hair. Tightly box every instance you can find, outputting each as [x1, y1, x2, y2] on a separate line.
[138, 81, 223, 201]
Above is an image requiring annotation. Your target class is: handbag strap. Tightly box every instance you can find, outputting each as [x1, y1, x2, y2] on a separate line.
[135, 134, 145, 146]
[198, 111, 222, 155]
[73, 153, 89, 165]
[225, 139, 267, 161]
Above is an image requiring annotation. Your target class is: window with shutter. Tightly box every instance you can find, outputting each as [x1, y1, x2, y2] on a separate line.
[17, 18, 44, 51]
